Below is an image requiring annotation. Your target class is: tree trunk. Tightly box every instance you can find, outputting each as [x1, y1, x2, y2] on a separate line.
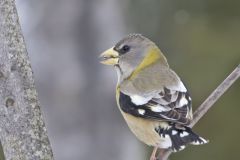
[0, 0, 54, 159]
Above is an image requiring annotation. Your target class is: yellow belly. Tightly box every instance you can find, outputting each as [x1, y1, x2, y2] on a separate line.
[116, 85, 171, 148]
[120, 111, 170, 147]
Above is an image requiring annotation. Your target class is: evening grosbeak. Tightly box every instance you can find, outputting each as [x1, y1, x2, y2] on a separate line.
[100, 34, 208, 152]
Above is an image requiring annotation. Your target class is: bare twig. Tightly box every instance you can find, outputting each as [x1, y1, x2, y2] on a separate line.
[152, 64, 240, 160]
[189, 64, 240, 127]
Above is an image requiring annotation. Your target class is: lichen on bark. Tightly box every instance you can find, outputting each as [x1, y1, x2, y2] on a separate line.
[0, 0, 54, 159]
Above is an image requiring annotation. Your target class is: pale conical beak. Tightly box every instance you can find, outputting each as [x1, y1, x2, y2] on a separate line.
[99, 47, 119, 65]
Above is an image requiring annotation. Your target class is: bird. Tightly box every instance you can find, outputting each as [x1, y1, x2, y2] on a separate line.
[100, 34, 208, 159]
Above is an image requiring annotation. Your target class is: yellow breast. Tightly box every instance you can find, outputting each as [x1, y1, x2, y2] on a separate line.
[121, 111, 163, 146]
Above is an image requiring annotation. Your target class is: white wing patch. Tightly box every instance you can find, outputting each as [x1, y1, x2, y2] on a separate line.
[180, 131, 189, 137]
[122, 79, 191, 124]
[172, 130, 178, 135]
[130, 95, 151, 105]
[178, 96, 188, 107]
[138, 109, 145, 115]
[150, 105, 171, 112]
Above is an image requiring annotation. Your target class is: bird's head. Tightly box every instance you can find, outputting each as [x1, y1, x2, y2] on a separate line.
[100, 34, 168, 81]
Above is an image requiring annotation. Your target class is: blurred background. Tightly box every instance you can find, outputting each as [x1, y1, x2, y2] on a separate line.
[12, 0, 240, 159]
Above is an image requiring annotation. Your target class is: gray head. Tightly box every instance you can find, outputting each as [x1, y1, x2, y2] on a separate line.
[100, 34, 166, 82]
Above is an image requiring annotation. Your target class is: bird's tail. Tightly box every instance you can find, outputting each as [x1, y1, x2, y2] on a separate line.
[155, 124, 208, 152]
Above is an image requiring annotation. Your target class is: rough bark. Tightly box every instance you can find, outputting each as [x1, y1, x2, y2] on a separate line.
[0, 0, 54, 159]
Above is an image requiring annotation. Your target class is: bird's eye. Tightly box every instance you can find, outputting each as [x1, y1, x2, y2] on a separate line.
[119, 45, 130, 54]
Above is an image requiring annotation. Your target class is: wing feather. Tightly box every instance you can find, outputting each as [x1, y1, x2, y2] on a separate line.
[119, 84, 192, 125]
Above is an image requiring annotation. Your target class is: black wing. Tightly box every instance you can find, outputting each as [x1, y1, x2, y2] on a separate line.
[119, 87, 192, 125]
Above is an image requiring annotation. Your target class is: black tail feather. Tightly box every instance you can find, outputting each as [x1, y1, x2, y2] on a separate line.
[155, 124, 208, 152]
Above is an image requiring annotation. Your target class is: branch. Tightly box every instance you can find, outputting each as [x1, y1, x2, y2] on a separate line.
[0, 0, 54, 159]
[154, 64, 240, 160]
